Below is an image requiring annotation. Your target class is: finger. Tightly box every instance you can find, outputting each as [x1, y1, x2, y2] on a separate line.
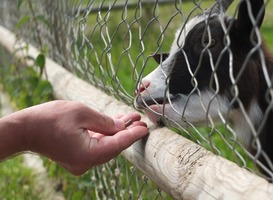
[115, 126, 149, 150]
[90, 120, 147, 140]
[88, 119, 147, 140]
[114, 114, 124, 119]
[67, 126, 149, 174]
[126, 121, 147, 129]
[80, 108, 125, 134]
[96, 126, 149, 160]
[116, 113, 142, 124]
[87, 112, 144, 136]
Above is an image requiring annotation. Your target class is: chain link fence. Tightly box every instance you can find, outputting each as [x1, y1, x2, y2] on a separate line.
[0, 0, 273, 199]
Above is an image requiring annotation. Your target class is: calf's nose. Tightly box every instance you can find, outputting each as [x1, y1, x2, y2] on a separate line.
[134, 80, 151, 96]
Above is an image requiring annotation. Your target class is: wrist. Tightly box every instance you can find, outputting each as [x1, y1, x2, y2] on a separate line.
[0, 112, 28, 159]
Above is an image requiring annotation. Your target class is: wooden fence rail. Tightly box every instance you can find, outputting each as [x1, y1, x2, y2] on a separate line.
[0, 25, 273, 199]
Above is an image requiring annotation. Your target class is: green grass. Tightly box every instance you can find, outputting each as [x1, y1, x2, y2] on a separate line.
[0, 39, 53, 199]
[43, 156, 171, 199]
[0, 156, 41, 199]
[0, 48, 53, 110]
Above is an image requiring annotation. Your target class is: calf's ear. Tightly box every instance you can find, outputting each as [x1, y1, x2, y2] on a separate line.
[152, 53, 169, 64]
[237, 0, 265, 36]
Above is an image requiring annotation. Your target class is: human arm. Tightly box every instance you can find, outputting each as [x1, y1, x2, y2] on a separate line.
[0, 100, 149, 175]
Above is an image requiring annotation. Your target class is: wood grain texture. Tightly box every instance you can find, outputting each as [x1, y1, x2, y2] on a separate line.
[1, 25, 273, 200]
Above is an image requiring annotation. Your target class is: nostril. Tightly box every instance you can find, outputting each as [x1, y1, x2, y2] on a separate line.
[139, 84, 146, 93]
[135, 80, 150, 96]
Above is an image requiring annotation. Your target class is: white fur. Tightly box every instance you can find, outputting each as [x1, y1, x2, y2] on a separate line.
[230, 101, 263, 146]
[160, 90, 230, 127]
[135, 13, 263, 146]
[136, 15, 207, 105]
[169, 15, 205, 55]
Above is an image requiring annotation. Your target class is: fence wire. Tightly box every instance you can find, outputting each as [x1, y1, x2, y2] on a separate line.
[0, 0, 273, 198]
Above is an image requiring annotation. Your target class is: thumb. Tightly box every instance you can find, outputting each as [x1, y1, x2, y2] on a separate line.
[81, 108, 125, 134]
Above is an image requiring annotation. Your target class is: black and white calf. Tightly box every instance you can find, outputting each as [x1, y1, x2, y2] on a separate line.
[135, 0, 273, 174]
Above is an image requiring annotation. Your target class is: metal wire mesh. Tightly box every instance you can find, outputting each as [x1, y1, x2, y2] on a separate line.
[0, 0, 273, 198]
[71, 0, 273, 181]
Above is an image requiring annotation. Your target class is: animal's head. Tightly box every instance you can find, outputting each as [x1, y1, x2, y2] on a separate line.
[134, 0, 266, 130]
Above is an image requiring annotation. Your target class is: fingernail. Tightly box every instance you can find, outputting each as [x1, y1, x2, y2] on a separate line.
[114, 119, 125, 130]
[125, 119, 132, 127]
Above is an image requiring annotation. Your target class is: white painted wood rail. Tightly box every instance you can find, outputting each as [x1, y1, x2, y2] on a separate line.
[1, 25, 273, 200]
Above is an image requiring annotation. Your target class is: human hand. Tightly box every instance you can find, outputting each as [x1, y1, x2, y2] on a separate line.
[1, 100, 149, 175]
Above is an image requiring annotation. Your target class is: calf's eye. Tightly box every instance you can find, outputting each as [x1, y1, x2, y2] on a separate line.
[202, 38, 216, 48]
